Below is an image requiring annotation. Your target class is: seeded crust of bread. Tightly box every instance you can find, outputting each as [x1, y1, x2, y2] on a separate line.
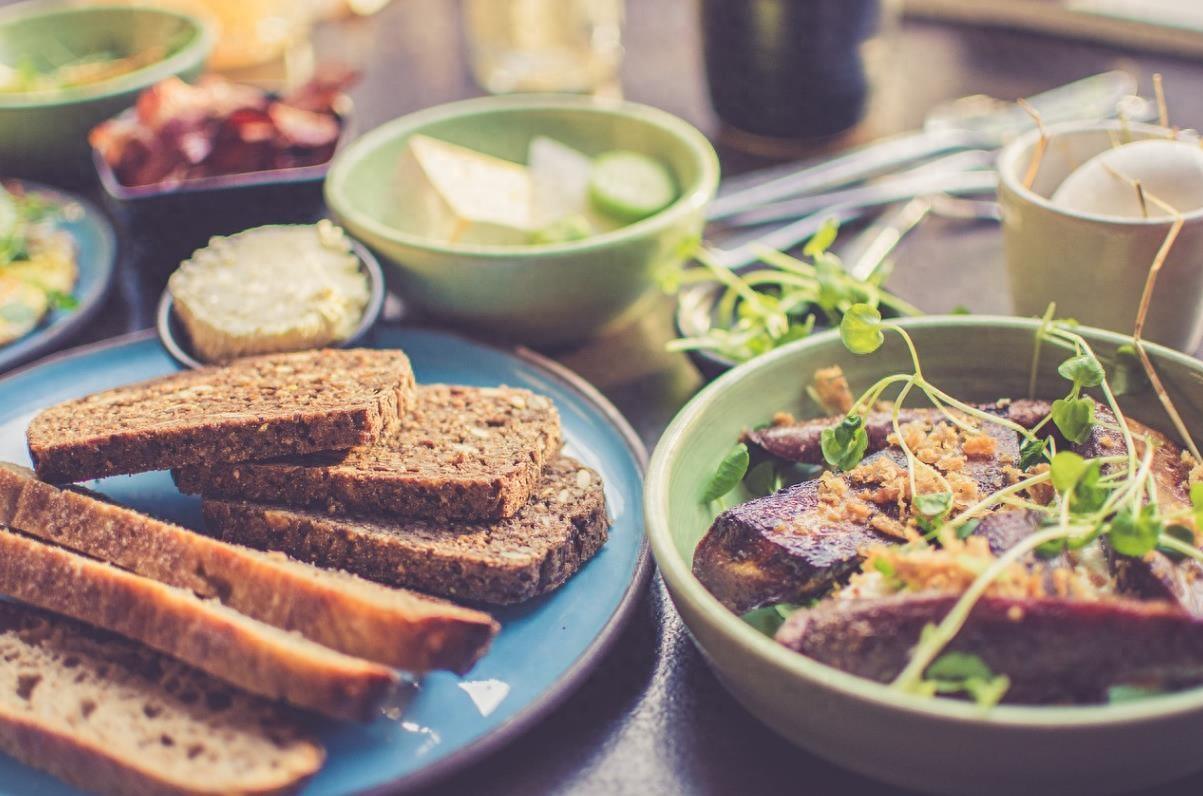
[0, 601, 323, 796]
[0, 529, 398, 721]
[202, 456, 610, 605]
[176, 384, 562, 522]
[0, 463, 498, 675]
[26, 349, 415, 483]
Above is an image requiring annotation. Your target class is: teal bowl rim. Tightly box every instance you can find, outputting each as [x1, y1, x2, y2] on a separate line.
[0, 1, 214, 110]
[324, 93, 720, 257]
[646, 313, 1203, 729]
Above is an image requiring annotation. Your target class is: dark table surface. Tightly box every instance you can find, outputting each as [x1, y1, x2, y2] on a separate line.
[13, 1, 1203, 793]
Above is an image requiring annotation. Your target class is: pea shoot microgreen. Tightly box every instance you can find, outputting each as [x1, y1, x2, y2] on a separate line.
[702, 443, 750, 504]
[1018, 437, 1050, 469]
[741, 602, 804, 637]
[819, 415, 869, 472]
[665, 221, 920, 365]
[1050, 397, 1095, 444]
[914, 491, 953, 536]
[1106, 504, 1163, 558]
[839, 303, 885, 355]
[918, 650, 1010, 709]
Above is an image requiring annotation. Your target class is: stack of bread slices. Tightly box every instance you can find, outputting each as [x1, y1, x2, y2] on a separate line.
[0, 348, 609, 795]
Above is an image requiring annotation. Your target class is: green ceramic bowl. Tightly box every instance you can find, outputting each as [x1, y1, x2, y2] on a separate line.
[325, 94, 719, 346]
[0, 2, 212, 182]
[647, 315, 1203, 796]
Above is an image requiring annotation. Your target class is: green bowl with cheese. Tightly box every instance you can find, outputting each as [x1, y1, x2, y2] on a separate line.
[324, 94, 719, 346]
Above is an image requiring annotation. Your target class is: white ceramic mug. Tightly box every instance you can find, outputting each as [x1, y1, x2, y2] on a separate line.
[997, 121, 1203, 351]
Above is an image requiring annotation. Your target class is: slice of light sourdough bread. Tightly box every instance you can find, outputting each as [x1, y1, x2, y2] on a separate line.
[0, 600, 324, 796]
[0, 462, 498, 674]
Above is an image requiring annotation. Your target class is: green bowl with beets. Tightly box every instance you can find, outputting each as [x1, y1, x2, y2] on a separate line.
[647, 315, 1203, 795]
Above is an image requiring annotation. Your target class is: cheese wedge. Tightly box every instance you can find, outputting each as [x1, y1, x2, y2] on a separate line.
[398, 134, 535, 245]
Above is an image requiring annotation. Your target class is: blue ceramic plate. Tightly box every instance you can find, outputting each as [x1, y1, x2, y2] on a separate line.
[0, 181, 116, 374]
[0, 327, 649, 795]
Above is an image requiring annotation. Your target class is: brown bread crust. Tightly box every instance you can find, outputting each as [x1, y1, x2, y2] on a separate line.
[26, 349, 415, 483]
[202, 456, 610, 605]
[0, 463, 498, 674]
[0, 604, 323, 796]
[0, 529, 398, 721]
[175, 385, 562, 521]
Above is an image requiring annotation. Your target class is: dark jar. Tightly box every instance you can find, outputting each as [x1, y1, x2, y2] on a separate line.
[700, 0, 883, 142]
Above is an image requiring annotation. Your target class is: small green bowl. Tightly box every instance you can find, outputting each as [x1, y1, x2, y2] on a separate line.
[0, 2, 213, 182]
[325, 94, 719, 347]
[646, 315, 1203, 796]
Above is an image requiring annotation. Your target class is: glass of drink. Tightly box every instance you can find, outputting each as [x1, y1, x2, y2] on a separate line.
[464, 0, 624, 95]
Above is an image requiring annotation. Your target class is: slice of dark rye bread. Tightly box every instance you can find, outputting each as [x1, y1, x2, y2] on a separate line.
[202, 456, 610, 605]
[0, 529, 398, 722]
[0, 463, 498, 674]
[26, 348, 415, 483]
[175, 384, 562, 522]
[0, 602, 322, 796]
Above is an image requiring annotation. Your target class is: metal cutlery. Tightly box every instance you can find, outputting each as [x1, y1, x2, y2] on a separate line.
[708, 70, 1148, 221]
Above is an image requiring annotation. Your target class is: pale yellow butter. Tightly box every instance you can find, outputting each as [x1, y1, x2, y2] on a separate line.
[169, 222, 370, 363]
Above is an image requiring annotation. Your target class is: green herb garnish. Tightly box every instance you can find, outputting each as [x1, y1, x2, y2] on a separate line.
[920, 650, 1010, 708]
[742, 602, 802, 637]
[702, 443, 750, 503]
[839, 303, 885, 355]
[665, 221, 919, 364]
[1050, 396, 1095, 444]
[45, 290, 77, 311]
[820, 415, 869, 472]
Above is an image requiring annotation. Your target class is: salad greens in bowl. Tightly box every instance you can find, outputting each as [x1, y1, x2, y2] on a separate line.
[0, 3, 212, 181]
[646, 314, 1203, 795]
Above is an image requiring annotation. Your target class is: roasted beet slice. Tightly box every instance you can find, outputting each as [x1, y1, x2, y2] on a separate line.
[972, 509, 1043, 555]
[696, 405, 1041, 614]
[776, 592, 1203, 703]
[743, 400, 1050, 466]
[1071, 406, 1203, 614]
[692, 453, 906, 614]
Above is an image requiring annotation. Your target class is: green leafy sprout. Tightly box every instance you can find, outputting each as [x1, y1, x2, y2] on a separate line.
[665, 220, 920, 364]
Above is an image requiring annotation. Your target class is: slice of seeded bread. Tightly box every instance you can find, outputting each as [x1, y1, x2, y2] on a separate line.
[202, 456, 610, 605]
[0, 463, 498, 674]
[26, 348, 415, 483]
[0, 601, 323, 796]
[0, 529, 398, 722]
[176, 384, 562, 522]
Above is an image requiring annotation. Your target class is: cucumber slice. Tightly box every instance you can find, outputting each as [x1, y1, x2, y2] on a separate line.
[588, 151, 677, 223]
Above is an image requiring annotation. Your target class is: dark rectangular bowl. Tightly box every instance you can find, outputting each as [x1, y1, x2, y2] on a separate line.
[91, 94, 353, 271]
